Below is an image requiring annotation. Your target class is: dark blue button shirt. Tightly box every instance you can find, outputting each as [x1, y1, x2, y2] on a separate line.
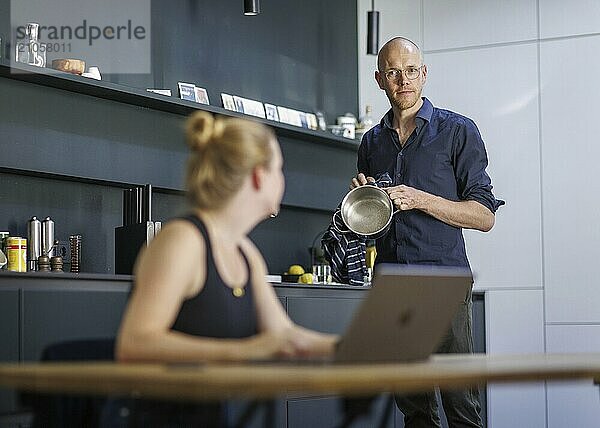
[358, 98, 504, 268]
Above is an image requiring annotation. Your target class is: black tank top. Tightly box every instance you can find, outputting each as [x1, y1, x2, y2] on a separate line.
[171, 214, 258, 339]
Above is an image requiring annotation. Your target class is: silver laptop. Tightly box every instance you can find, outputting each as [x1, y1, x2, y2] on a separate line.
[331, 264, 473, 364]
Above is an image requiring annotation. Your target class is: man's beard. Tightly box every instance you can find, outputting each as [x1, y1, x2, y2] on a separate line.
[387, 88, 421, 111]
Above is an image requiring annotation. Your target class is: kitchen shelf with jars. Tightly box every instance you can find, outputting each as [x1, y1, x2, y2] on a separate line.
[0, 59, 361, 152]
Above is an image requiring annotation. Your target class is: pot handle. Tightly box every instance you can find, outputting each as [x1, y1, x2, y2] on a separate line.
[330, 210, 352, 234]
[379, 189, 401, 216]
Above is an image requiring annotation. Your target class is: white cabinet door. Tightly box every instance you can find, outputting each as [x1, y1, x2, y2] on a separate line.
[546, 325, 600, 428]
[486, 290, 546, 428]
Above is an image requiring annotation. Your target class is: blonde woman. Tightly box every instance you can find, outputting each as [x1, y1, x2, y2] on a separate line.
[116, 112, 337, 363]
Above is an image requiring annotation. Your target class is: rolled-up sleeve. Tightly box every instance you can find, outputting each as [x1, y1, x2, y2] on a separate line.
[453, 119, 505, 213]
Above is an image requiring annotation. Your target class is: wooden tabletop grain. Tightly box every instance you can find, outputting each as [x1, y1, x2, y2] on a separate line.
[1, 353, 599, 402]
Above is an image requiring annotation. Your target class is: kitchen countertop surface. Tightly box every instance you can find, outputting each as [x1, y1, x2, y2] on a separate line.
[0, 270, 485, 293]
[0, 270, 369, 290]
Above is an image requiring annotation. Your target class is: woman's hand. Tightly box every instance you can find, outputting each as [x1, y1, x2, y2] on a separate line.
[288, 326, 339, 358]
[241, 328, 299, 360]
[241, 327, 339, 361]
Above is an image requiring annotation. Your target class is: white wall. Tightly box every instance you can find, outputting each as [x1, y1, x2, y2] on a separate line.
[357, 0, 421, 122]
[357, 0, 600, 427]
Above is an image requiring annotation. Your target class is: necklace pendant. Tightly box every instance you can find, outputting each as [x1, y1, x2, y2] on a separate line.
[232, 287, 245, 298]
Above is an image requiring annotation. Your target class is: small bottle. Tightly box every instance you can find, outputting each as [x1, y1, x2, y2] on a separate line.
[364, 240, 377, 285]
[15, 23, 46, 68]
[0, 232, 11, 270]
[0, 248, 6, 270]
[315, 111, 327, 131]
[359, 105, 374, 131]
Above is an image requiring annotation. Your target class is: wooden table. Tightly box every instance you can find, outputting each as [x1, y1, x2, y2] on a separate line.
[1, 353, 600, 402]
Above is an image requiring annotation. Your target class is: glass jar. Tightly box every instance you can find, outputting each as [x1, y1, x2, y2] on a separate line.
[15, 23, 46, 68]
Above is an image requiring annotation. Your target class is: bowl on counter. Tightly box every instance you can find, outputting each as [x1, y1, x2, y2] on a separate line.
[281, 273, 300, 283]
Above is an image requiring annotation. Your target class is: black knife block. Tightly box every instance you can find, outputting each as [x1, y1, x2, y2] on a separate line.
[114, 222, 160, 275]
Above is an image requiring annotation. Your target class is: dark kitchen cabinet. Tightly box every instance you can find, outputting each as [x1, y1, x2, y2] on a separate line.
[21, 289, 128, 361]
[0, 290, 19, 415]
[287, 296, 362, 334]
[283, 293, 398, 427]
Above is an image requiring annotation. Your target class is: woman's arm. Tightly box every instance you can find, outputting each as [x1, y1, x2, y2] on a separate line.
[116, 221, 295, 363]
[242, 238, 339, 358]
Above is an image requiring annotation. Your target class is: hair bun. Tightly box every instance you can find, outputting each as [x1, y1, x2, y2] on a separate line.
[186, 111, 214, 151]
[186, 111, 226, 152]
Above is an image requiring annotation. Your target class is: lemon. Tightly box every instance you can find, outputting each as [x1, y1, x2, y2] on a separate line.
[298, 273, 313, 284]
[288, 264, 305, 275]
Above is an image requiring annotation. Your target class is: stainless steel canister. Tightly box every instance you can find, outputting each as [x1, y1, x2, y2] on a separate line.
[42, 216, 55, 257]
[27, 216, 42, 271]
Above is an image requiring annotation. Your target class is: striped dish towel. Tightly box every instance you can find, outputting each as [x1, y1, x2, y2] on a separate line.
[321, 210, 367, 286]
[321, 174, 391, 286]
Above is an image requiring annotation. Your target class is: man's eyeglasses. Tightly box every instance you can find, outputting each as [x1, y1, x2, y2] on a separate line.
[383, 66, 423, 82]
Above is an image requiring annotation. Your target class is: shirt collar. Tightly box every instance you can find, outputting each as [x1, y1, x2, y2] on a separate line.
[381, 97, 433, 130]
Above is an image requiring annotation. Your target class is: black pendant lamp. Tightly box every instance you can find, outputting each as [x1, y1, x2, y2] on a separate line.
[367, 0, 379, 55]
[244, 0, 260, 16]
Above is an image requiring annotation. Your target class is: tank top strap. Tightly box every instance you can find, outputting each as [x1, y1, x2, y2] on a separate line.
[179, 214, 252, 288]
[179, 214, 216, 268]
[238, 243, 251, 285]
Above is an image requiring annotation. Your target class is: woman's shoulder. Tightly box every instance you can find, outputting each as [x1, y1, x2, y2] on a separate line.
[141, 218, 206, 264]
[159, 217, 204, 241]
[133, 217, 207, 297]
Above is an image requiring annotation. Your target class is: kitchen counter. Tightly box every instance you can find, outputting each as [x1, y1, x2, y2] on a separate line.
[0, 270, 370, 291]
[0, 270, 488, 295]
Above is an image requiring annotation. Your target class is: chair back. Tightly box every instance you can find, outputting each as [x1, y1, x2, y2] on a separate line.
[25, 338, 115, 428]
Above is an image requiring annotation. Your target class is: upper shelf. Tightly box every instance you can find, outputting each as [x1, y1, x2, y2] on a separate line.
[0, 61, 360, 151]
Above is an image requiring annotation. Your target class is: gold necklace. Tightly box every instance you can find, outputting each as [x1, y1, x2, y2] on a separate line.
[200, 214, 247, 299]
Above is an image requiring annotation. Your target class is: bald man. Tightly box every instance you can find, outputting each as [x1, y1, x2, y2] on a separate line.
[351, 38, 503, 427]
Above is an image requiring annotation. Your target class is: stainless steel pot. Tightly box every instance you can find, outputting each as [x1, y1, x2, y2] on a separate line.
[336, 185, 397, 238]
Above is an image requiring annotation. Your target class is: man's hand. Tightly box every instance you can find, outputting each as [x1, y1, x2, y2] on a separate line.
[386, 185, 495, 231]
[386, 185, 431, 211]
[350, 173, 375, 189]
